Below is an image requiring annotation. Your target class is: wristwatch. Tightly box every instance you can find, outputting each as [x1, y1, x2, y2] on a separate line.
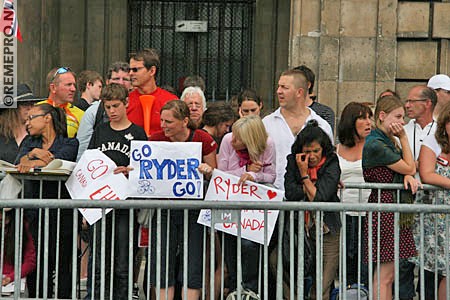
[300, 175, 309, 181]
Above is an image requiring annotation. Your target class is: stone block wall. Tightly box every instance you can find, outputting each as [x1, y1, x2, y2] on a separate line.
[289, 0, 450, 124]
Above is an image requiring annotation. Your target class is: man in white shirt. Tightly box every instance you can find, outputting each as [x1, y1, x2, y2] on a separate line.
[262, 68, 333, 190]
[404, 85, 437, 168]
[399, 85, 437, 300]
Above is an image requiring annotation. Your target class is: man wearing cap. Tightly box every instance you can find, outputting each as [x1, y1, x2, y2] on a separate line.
[38, 67, 84, 138]
[427, 74, 450, 119]
[127, 48, 178, 136]
[0, 84, 41, 163]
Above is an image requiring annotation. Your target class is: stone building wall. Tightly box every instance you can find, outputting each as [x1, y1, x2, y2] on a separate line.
[16, 0, 449, 118]
[289, 0, 450, 123]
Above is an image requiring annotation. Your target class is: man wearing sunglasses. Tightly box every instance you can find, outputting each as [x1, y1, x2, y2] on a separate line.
[127, 48, 178, 137]
[38, 67, 84, 138]
[428, 74, 450, 120]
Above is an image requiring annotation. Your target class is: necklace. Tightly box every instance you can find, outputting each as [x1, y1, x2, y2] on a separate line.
[413, 120, 434, 159]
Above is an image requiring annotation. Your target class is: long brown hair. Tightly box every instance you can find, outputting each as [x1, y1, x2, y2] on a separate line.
[435, 102, 450, 154]
[374, 95, 405, 148]
[0, 109, 21, 141]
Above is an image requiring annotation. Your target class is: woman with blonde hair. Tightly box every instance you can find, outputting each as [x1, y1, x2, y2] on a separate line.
[218, 115, 276, 296]
[219, 115, 275, 184]
[362, 96, 419, 300]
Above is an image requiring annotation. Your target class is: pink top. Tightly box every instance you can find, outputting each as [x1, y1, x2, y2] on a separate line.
[218, 133, 276, 184]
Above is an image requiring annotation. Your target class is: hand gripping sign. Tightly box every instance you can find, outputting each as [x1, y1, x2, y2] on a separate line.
[128, 141, 203, 198]
[197, 169, 283, 244]
[66, 149, 129, 225]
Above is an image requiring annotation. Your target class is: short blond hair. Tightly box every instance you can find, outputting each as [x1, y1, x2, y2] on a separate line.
[232, 115, 268, 162]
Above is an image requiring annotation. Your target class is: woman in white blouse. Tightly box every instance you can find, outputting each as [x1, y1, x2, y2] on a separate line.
[336, 102, 373, 286]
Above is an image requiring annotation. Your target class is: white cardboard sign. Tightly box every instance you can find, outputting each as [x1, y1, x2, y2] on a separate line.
[66, 149, 129, 225]
[197, 169, 283, 244]
[128, 141, 203, 199]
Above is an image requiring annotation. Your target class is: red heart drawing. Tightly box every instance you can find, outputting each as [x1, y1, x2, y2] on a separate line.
[267, 190, 277, 200]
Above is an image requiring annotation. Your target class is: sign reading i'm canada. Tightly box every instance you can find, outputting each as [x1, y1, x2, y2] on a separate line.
[197, 169, 283, 244]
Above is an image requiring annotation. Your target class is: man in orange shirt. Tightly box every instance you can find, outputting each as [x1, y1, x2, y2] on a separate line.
[127, 48, 178, 137]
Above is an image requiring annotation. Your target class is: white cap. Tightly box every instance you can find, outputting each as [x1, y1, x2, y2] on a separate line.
[427, 74, 450, 91]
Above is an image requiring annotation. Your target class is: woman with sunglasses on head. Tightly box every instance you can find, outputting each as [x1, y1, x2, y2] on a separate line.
[14, 103, 78, 298]
[362, 96, 419, 300]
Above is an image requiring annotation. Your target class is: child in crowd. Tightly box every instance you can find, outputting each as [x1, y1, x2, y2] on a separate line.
[87, 83, 147, 299]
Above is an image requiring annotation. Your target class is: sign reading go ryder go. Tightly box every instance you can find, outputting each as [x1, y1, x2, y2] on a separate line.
[128, 141, 203, 199]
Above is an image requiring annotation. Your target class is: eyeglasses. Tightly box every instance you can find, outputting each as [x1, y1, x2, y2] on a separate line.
[404, 98, 428, 104]
[26, 113, 48, 122]
[51, 67, 71, 82]
[438, 89, 450, 94]
[130, 67, 146, 73]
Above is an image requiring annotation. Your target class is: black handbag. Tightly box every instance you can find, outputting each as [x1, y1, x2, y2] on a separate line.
[282, 212, 315, 283]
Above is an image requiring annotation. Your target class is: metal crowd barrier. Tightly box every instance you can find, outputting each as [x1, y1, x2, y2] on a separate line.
[0, 174, 449, 300]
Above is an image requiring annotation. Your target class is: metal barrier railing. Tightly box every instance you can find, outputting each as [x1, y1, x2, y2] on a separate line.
[0, 175, 449, 300]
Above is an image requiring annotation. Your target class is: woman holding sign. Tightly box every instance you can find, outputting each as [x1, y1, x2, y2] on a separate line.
[284, 120, 341, 300]
[147, 100, 217, 300]
[218, 115, 276, 296]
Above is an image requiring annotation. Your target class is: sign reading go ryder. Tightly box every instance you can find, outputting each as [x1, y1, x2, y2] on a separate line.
[128, 141, 203, 199]
[197, 169, 283, 244]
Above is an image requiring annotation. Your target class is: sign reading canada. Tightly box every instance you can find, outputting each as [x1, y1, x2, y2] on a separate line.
[197, 169, 283, 244]
[128, 141, 203, 199]
[66, 149, 129, 225]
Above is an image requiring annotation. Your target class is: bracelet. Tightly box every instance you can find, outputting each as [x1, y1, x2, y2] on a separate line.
[300, 175, 309, 181]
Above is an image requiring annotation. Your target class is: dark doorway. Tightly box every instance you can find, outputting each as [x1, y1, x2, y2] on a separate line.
[128, 0, 255, 100]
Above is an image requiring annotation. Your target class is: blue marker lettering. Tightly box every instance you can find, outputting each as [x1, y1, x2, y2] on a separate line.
[176, 159, 186, 180]
[187, 158, 200, 179]
[139, 160, 153, 179]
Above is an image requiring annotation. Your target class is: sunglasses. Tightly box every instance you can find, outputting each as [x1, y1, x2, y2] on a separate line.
[51, 67, 71, 82]
[130, 67, 146, 73]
